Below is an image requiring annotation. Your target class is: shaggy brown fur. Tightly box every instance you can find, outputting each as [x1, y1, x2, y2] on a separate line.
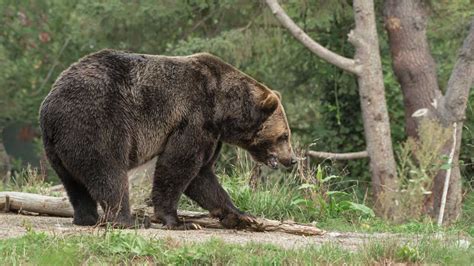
[39, 49, 296, 229]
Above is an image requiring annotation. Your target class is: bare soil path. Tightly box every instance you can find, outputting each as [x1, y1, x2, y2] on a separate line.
[0, 213, 416, 250]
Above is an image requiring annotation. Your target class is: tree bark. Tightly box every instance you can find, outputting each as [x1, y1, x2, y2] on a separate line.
[266, 0, 399, 218]
[384, 0, 474, 223]
[384, 0, 441, 137]
[350, 0, 399, 217]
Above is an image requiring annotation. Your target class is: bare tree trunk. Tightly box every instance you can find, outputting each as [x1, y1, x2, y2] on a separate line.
[384, 0, 474, 223]
[266, 0, 399, 217]
[384, 1, 441, 137]
[350, 0, 398, 217]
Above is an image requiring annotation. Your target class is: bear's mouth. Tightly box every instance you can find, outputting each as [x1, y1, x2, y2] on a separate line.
[266, 156, 279, 169]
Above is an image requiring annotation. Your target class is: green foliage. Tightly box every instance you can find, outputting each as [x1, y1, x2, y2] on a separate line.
[297, 165, 375, 218]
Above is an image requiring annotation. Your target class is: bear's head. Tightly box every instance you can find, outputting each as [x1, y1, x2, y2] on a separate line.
[246, 90, 297, 169]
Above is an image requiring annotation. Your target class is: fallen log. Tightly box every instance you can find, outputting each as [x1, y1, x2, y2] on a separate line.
[0, 191, 324, 236]
[0, 191, 73, 217]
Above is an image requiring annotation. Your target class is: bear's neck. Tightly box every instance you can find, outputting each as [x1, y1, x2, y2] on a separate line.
[192, 54, 269, 146]
[213, 85, 268, 147]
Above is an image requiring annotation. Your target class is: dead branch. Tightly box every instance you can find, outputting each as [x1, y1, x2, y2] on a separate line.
[0, 192, 324, 236]
[437, 122, 458, 226]
[144, 209, 324, 236]
[306, 150, 368, 160]
[442, 19, 474, 124]
[265, 0, 361, 75]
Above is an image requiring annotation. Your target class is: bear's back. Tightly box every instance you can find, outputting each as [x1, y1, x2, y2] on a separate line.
[39, 50, 211, 168]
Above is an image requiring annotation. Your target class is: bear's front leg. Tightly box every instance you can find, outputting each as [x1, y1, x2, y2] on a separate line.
[151, 132, 204, 230]
[185, 166, 257, 229]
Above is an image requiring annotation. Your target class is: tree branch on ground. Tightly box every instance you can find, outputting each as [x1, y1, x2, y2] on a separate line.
[306, 150, 368, 160]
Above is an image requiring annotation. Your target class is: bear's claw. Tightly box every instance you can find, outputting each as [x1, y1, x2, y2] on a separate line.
[165, 222, 202, 230]
[220, 212, 257, 229]
[242, 215, 258, 224]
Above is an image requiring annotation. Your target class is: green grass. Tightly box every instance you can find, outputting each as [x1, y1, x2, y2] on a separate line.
[0, 230, 472, 265]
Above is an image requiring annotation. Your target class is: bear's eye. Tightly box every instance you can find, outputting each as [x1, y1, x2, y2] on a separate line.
[278, 133, 289, 142]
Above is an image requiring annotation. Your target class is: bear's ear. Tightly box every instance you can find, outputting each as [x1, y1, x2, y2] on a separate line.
[273, 90, 282, 100]
[260, 92, 279, 113]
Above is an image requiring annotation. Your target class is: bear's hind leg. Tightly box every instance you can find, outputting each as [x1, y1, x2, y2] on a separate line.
[62, 177, 99, 226]
[85, 169, 139, 228]
[46, 150, 98, 226]
[184, 166, 257, 229]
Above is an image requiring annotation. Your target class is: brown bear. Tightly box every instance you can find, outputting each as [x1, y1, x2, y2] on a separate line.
[39, 49, 297, 229]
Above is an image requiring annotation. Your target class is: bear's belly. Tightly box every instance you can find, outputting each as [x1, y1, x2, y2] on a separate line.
[127, 128, 170, 169]
[127, 156, 157, 177]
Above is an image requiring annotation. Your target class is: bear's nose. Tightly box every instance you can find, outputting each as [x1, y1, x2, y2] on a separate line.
[290, 157, 298, 165]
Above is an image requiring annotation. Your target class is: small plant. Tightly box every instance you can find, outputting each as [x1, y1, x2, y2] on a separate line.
[396, 244, 423, 262]
[297, 164, 375, 219]
[395, 119, 453, 221]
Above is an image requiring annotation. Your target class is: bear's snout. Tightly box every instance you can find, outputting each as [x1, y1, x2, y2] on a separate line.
[278, 153, 298, 168]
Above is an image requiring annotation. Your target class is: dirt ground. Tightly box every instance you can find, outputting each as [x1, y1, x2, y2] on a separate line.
[0, 212, 418, 250]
